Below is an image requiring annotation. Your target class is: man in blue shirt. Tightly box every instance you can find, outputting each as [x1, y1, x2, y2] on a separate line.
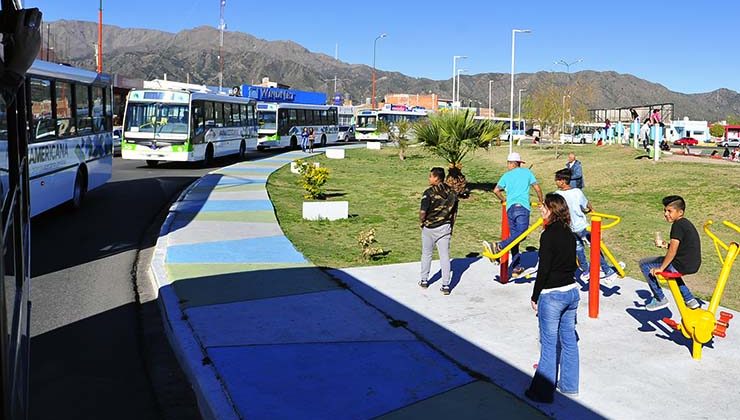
[484, 152, 543, 276]
[565, 152, 584, 189]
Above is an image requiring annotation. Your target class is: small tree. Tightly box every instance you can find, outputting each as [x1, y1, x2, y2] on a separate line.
[357, 228, 385, 261]
[710, 124, 726, 138]
[414, 110, 502, 196]
[392, 119, 412, 160]
[295, 159, 330, 200]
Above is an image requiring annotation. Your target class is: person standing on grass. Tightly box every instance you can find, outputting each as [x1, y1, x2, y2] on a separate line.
[525, 193, 579, 404]
[483, 152, 544, 277]
[553, 169, 619, 285]
[639, 195, 701, 311]
[565, 152, 584, 189]
[419, 167, 458, 295]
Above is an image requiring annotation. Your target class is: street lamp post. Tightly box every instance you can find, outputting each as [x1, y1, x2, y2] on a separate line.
[488, 80, 494, 119]
[372, 33, 387, 109]
[554, 58, 583, 75]
[456, 69, 466, 107]
[561, 94, 571, 136]
[509, 29, 531, 154]
[452, 55, 467, 108]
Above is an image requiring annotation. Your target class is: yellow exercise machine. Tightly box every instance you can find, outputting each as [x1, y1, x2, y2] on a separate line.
[657, 220, 739, 360]
[588, 212, 626, 279]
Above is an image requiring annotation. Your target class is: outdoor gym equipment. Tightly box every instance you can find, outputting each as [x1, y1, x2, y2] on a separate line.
[587, 211, 626, 318]
[656, 220, 739, 360]
[481, 202, 542, 284]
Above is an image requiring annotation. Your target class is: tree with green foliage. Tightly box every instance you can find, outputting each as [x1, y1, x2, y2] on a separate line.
[414, 110, 502, 196]
[710, 124, 726, 138]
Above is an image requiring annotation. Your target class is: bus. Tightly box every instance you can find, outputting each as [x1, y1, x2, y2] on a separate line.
[356, 105, 428, 141]
[473, 116, 528, 142]
[559, 123, 604, 144]
[121, 89, 257, 166]
[256, 102, 339, 149]
[336, 105, 356, 141]
[0, 60, 114, 216]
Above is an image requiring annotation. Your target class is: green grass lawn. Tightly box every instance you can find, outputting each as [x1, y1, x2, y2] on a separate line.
[266, 143, 740, 309]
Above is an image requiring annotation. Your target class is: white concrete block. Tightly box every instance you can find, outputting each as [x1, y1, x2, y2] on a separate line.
[325, 148, 345, 159]
[302, 201, 349, 221]
[291, 161, 320, 174]
[366, 142, 382, 150]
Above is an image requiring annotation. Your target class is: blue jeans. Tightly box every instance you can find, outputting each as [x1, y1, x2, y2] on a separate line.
[300, 136, 309, 151]
[531, 287, 580, 397]
[498, 205, 529, 270]
[573, 229, 615, 277]
[639, 256, 695, 302]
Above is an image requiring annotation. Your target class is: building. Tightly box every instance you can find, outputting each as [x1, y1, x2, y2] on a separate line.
[383, 93, 452, 112]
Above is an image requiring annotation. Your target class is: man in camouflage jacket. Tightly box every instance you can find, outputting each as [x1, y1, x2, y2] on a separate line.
[419, 167, 458, 295]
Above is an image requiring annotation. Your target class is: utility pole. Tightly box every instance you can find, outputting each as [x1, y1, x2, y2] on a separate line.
[46, 23, 50, 60]
[334, 42, 338, 94]
[218, 0, 226, 90]
[97, 0, 103, 73]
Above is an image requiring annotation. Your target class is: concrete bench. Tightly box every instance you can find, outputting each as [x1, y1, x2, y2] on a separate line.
[302, 201, 349, 221]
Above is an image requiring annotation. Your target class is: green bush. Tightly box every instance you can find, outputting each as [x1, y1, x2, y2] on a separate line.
[295, 159, 330, 199]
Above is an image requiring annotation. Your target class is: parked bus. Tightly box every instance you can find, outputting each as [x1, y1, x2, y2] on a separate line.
[121, 88, 257, 166]
[0, 60, 114, 216]
[336, 105, 356, 141]
[356, 105, 428, 141]
[560, 123, 605, 144]
[256, 102, 338, 149]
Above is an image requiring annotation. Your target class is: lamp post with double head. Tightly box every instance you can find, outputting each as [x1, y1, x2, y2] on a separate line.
[509, 29, 531, 154]
[518, 88, 526, 128]
[372, 33, 387, 109]
[452, 55, 467, 108]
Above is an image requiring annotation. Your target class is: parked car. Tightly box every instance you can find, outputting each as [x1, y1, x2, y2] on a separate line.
[673, 137, 699, 146]
[337, 125, 356, 142]
[719, 138, 740, 148]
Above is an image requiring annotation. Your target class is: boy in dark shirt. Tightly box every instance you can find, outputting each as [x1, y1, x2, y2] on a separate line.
[639, 195, 701, 311]
[419, 167, 458, 295]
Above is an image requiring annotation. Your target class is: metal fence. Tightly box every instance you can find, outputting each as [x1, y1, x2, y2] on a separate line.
[589, 103, 675, 124]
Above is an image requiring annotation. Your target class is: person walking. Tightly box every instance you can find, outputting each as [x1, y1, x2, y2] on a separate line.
[483, 152, 544, 277]
[300, 127, 309, 152]
[525, 193, 579, 403]
[565, 152, 584, 189]
[419, 167, 458, 295]
[308, 128, 315, 153]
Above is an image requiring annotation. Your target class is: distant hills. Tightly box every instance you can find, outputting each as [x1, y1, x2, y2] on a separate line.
[46, 20, 740, 121]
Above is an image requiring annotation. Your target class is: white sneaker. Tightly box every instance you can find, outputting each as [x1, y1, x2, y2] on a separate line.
[618, 261, 626, 270]
[602, 272, 619, 286]
[579, 272, 590, 282]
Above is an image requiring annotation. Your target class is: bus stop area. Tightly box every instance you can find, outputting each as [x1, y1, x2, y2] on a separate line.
[149, 146, 740, 419]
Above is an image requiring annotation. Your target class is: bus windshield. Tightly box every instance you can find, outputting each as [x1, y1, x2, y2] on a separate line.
[357, 115, 377, 129]
[257, 110, 276, 130]
[124, 102, 189, 135]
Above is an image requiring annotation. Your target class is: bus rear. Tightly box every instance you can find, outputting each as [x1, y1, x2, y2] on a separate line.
[256, 103, 280, 149]
[121, 90, 192, 163]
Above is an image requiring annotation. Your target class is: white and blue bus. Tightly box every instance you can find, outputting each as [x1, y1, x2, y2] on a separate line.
[356, 105, 428, 141]
[121, 88, 257, 166]
[0, 60, 114, 216]
[256, 102, 339, 149]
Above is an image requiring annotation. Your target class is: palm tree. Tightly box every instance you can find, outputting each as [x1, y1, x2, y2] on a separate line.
[414, 110, 502, 196]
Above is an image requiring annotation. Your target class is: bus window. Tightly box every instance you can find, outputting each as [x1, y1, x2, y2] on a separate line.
[288, 109, 297, 127]
[75, 84, 93, 135]
[320, 110, 328, 125]
[297, 109, 305, 126]
[224, 103, 233, 127]
[248, 103, 256, 126]
[278, 109, 289, 135]
[92, 86, 105, 132]
[238, 104, 247, 127]
[104, 85, 113, 130]
[329, 108, 337, 125]
[55, 81, 75, 137]
[205, 101, 215, 127]
[191, 100, 205, 141]
[214, 102, 224, 127]
[30, 78, 54, 141]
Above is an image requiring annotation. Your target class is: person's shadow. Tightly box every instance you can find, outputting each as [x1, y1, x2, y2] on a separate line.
[427, 257, 478, 290]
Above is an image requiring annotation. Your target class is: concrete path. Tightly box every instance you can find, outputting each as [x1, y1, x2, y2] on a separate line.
[150, 146, 543, 419]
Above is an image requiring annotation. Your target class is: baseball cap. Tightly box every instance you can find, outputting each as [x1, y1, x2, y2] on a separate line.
[507, 152, 525, 163]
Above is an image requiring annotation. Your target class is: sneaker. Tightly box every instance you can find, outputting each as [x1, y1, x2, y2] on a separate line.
[556, 387, 579, 398]
[419, 280, 429, 289]
[511, 266, 526, 277]
[618, 261, 626, 270]
[579, 271, 590, 282]
[482, 240, 494, 261]
[440, 285, 451, 295]
[685, 298, 700, 310]
[602, 272, 619, 286]
[645, 297, 669, 311]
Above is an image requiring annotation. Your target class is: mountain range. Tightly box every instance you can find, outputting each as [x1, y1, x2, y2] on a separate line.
[45, 20, 740, 121]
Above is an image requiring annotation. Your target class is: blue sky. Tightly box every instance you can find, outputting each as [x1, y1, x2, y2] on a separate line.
[29, 0, 738, 94]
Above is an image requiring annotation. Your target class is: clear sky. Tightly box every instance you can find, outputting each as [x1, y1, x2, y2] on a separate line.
[28, 0, 738, 94]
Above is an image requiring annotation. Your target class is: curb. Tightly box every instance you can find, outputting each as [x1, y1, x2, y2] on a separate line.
[149, 178, 240, 420]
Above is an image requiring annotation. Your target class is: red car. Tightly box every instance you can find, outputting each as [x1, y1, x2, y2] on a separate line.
[674, 137, 699, 146]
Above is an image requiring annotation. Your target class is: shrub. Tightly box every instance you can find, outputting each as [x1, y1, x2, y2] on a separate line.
[295, 159, 330, 199]
[357, 228, 385, 261]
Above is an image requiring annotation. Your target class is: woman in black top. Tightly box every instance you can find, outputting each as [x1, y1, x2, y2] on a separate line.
[525, 193, 579, 403]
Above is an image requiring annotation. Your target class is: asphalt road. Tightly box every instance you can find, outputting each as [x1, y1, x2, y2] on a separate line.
[28, 153, 264, 419]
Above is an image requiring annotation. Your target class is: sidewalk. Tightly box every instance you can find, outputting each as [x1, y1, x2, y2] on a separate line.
[150, 146, 543, 419]
[151, 146, 740, 419]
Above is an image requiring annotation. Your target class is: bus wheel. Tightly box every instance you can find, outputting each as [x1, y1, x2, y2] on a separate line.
[321, 134, 327, 147]
[256, 145, 265, 151]
[71, 166, 88, 209]
[146, 160, 159, 168]
[204, 144, 215, 167]
[290, 136, 298, 150]
[238, 140, 247, 160]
